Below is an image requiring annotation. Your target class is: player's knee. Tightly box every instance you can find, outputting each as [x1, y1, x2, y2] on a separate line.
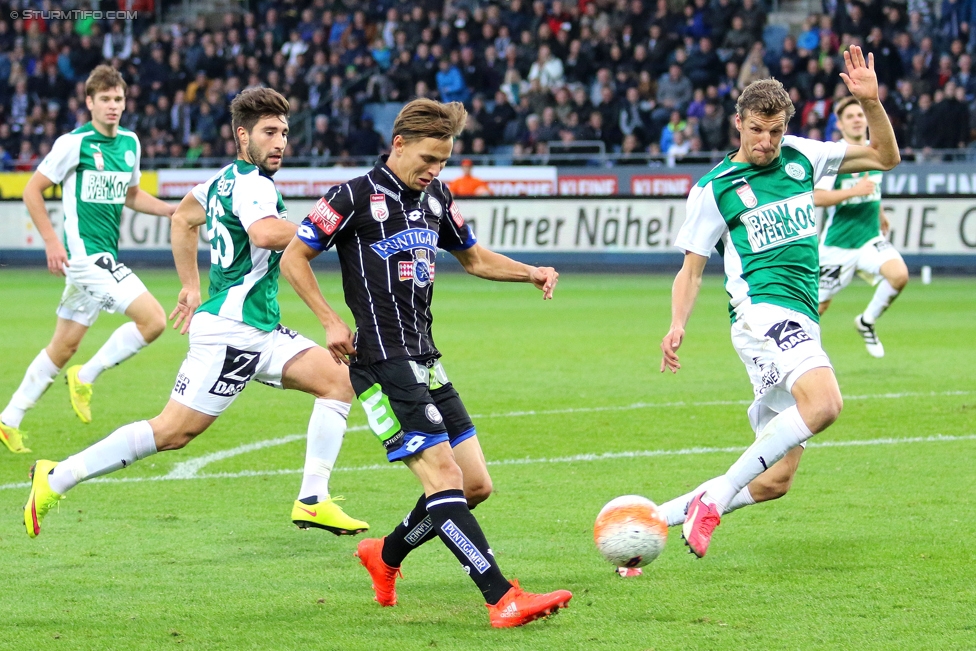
[889, 269, 909, 291]
[818, 300, 830, 315]
[465, 478, 493, 506]
[140, 317, 166, 343]
[153, 429, 195, 451]
[816, 393, 843, 430]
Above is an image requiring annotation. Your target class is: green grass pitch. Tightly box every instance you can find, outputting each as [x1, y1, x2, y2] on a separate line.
[0, 268, 973, 650]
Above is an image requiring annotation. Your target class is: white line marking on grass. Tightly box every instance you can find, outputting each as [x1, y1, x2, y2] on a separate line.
[1, 432, 973, 492]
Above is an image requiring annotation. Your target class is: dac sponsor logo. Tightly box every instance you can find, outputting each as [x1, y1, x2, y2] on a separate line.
[765, 320, 813, 351]
[209, 348, 260, 397]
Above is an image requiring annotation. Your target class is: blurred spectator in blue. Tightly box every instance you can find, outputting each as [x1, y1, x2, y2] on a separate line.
[436, 58, 471, 104]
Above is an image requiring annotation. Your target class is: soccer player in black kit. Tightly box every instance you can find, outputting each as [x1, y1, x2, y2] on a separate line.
[280, 99, 571, 628]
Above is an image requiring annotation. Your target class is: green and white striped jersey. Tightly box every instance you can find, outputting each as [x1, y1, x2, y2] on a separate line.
[191, 160, 287, 332]
[675, 135, 848, 323]
[36, 122, 141, 259]
[817, 169, 883, 250]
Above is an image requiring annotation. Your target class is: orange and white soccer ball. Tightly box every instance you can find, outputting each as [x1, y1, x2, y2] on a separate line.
[594, 495, 668, 568]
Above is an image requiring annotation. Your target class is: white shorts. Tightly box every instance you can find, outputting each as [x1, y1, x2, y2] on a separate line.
[818, 236, 903, 303]
[170, 312, 317, 416]
[56, 253, 149, 326]
[731, 303, 832, 435]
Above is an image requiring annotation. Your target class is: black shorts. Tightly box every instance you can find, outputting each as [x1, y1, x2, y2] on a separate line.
[350, 355, 476, 462]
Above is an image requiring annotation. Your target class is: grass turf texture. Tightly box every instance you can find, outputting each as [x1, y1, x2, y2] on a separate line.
[0, 268, 973, 651]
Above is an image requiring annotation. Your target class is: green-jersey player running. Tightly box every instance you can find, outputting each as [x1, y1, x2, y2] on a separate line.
[0, 65, 175, 452]
[657, 46, 900, 557]
[814, 95, 909, 358]
[24, 88, 367, 539]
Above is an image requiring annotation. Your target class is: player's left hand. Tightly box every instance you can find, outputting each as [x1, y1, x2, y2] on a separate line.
[660, 326, 685, 374]
[169, 287, 201, 335]
[530, 266, 559, 299]
[324, 318, 356, 365]
[840, 45, 879, 103]
[880, 210, 891, 236]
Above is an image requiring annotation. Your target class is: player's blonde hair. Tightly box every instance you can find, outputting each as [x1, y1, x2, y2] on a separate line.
[392, 99, 467, 142]
[736, 78, 796, 124]
[85, 65, 127, 97]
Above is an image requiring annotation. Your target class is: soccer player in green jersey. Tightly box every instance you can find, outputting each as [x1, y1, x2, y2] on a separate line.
[0, 66, 175, 452]
[24, 88, 367, 538]
[814, 96, 909, 358]
[657, 46, 901, 557]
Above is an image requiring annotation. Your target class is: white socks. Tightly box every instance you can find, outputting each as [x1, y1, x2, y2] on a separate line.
[1, 349, 61, 428]
[297, 399, 350, 502]
[661, 482, 756, 527]
[48, 420, 157, 494]
[706, 406, 813, 513]
[862, 280, 900, 324]
[78, 322, 148, 384]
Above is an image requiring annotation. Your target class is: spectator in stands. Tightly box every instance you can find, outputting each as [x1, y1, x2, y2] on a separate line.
[528, 44, 564, 89]
[910, 92, 939, 152]
[656, 63, 693, 121]
[738, 42, 770, 89]
[449, 159, 492, 196]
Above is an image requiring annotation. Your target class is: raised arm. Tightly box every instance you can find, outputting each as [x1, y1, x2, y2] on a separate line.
[451, 242, 559, 299]
[660, 251, 709, 373]
[280, 237, 356, 364]
[169, 192, 207, 334]
[836, 45, 901, 174]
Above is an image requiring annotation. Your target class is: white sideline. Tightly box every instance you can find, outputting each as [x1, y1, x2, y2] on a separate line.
[0, 388, 971, 493]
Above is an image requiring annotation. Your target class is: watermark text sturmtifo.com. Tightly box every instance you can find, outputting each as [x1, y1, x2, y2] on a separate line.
[11, 10, 140, 20]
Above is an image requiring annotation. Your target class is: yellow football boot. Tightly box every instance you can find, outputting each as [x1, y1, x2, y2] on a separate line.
[25, 460, 64, 538]
[66, 365, 92, 424]
[0, 421, 30, 453]
[292, 495, 369, 535]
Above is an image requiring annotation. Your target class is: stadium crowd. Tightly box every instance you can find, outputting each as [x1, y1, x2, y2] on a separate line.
[1, 0, 975, 168]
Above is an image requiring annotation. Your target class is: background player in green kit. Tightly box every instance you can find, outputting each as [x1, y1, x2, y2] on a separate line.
[23, 88, 368, 539]
[814, 96, 910, 358]
[657, 46, 901, 558]
[0, 66, 175, 452]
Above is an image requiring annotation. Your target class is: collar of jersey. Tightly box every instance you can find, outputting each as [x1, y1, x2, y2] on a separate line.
[375, 155, 421, 198]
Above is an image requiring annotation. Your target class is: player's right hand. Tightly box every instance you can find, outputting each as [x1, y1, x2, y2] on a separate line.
[324, 318, 356, 365]
[169, 288, 201, 335]
[852, 175, 875, 197]
[660, 326, 684, 374]
[44, 239, 68, 276]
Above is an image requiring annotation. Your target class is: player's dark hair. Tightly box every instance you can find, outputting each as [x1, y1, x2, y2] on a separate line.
[736, 78, 796, 124]
[392, 98, 467, 142]
[85, 65, 127, 97]
[834, 95, 861, 118]
[230, 88, 290, 138]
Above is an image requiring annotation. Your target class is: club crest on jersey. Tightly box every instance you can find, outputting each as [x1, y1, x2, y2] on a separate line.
[785, 162, 806, 180]
[308, 198, 343, 235]
[427, 195, 442, 216]
[735, 181, 758, 208]
[370, 194, 389, 222]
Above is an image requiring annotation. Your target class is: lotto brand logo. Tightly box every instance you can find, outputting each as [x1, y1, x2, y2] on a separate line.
[173, 373, 190, 395]
[308, 198, 344, 235]
[765, 320, 813, 352]
[441, 520, 491, 574]
[209, 347, 261, 397]
[449, 202, 465, 228]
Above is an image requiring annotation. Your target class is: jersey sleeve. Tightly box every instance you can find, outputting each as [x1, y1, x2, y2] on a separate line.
[437, 186, 477, 252]
[129, 134, 142, 187]
[35, 133, 80, 185]
[782, 135, 848, 184]
[814, 173, 836, 191]
[296, 183, 357, 251]
[673, 182, 726, 257]
[232, 174, 281, 231]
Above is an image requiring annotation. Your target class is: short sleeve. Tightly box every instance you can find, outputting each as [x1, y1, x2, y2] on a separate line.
[296, 183, 357, 251]
[191, 181, 210, 208]
[437, 187, 477, 252]
[232, 174, 281, 231]
[673, 183, 726, 257]
[35, 134, 80, 185]
[128, 134, 142, 187]
[815, 174, 836, 191]
[782, 135, 848, 184]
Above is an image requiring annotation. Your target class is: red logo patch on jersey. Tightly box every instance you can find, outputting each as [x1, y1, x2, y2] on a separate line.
[308, 198, 344, 235]
[449, 201, 465, 228]
[370, 194, 389, 222]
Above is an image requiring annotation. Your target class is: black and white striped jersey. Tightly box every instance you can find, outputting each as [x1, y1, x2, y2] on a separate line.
[297, 157, 477, 365]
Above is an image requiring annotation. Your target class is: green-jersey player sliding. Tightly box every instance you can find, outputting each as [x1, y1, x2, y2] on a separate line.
[1, 65, 175, 453]
[657, 46, 901, 558]
[24, 88, 368, 539]
[814, 95, 910, 358]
